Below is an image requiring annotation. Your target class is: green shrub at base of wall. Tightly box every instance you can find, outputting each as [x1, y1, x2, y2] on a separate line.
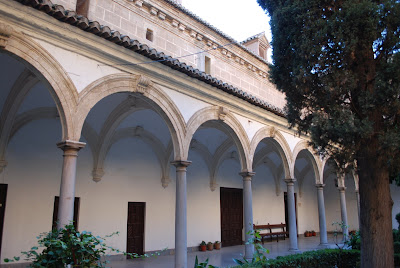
[233, 249, 361, 268]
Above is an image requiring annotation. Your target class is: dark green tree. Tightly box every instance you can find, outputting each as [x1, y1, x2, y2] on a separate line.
[257, 0, 400, 267]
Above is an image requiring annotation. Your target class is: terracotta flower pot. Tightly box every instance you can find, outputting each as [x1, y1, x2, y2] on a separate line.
[207, 243, 213, 251]
[214, 242, 221, 250]
[200, 245, 206, 251]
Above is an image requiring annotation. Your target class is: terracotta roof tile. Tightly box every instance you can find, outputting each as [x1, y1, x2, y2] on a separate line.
[12, 0, 285, 118]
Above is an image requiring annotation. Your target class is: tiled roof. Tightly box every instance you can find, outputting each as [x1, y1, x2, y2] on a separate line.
[11, 0, 285, 118]
[162, 0, 271, 64]
[240, 32, 265, 44]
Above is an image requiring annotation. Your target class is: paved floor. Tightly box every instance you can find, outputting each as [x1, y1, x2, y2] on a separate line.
[0, 234, 342, 268]
[110, 234, 341, 268]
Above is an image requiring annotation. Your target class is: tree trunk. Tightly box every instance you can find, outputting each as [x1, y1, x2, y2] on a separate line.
[357, 145, 394, 268]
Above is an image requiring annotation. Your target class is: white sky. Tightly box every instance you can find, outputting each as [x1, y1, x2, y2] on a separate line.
[182, 0, 272, 43]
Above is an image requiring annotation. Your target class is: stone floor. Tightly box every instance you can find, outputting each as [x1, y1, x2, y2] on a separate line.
[0, 234, 342, 268]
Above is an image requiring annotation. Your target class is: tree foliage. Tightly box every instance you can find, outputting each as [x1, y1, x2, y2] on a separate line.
[258, 0, 400, 173]
[257, 0, 400, 267]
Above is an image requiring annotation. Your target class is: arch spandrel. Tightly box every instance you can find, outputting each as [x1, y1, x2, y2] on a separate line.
[291, 140, 323, 184]
[74, 73, 186, 160]
[185, 106, 251, 171]
[1, 23, 78, 141]
[249, 126, 292, 180]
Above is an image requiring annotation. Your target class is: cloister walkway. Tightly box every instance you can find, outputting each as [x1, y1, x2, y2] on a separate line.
[110, 234, 340, 268]
[0, 234, 342, 268]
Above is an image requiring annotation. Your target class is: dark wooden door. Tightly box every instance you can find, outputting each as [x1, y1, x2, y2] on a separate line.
[220, 187, 243, 247]
[0, 184, 8, 258]
[52, 196, 80, 230]
[127, 202, 145, 257]
[284, 192, 298, 236]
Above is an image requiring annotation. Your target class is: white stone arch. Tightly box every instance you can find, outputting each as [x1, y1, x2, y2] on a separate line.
[184, 106, 251, 171]
[0, 23, 77, 141]
[291, 140, 322, 184]
[74, 73, 186, 160]
[253, 146, 283, 196]
[249, 126, 292, 179]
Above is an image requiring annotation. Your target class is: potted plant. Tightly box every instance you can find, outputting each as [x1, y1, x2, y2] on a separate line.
[200, 241, 207, 251]
[207, 241, 213, 251]
[311, 230, 316, 236]
[304, 230, 310, 237]
[214, 241, 221, 250]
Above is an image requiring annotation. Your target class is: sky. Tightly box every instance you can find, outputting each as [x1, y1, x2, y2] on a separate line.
[182, 0, 272, 43]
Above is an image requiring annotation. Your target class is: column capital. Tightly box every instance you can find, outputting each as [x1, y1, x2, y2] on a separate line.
[239, 171, 255, 181]
[171, 160, 192, 168]
[315, 183, 326, 189]
[57, 140, 86, 151]
[284, 178, 297, 184]
[338, 186, 346, 192]
[0, 159, 8, 173]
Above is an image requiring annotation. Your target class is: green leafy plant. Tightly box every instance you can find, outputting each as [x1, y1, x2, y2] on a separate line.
[332, 221, 349, 247]
[193, 256, 218, 268]
[200, 241, 206, 246]
[232, 228, 269, 266]
[261, 249, 360, 268]
[346, 230, 361, 250]
[4, 224, 163, 267]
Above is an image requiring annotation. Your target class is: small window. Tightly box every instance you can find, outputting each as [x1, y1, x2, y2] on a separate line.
[76, 0, 89, 17]
[205, 56, 211, 74]
[146, 29, 153, 42]
[259, 47, 266, 59]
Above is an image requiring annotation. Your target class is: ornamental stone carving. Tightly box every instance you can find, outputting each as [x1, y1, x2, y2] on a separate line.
[158, 12, 166, 20]
[136, 75, 151, 94]
[92, 168, 105, 182]
[269, 126, 276, 138]
[171, 19, 179, 28]
[0, 159, 7, 173]
[218, 106, 229, 121]
[134, 0, 143, 7]
[150, 7, 158, 15]
[0, 23, 13, 48]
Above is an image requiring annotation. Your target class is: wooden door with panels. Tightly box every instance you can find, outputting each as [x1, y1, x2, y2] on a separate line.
[127, 202, 145, 257]
[0, 184, 7, 258]
[52, 196, 80, 230]
[220, 187, 243, 247]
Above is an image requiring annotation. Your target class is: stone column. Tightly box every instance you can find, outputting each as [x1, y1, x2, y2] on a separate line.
[338, 187, 349, 241]
[171, 160, 191, 268]
[56, 140, 85, 229]
[355, 189, 360, 228]
[316, 184, 328, 247]
[285, 178, 299, 252]
[240, 171, 255, 259]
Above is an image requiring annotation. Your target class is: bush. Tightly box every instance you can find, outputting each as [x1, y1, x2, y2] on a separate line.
[346, 231, 361, 250]
[261, 249, 360, 268]
[395, 253, 400, 267]
[396, 213, 400, 229]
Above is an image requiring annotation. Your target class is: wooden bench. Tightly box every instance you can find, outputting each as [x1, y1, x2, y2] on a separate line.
[253, 223, 289, 243]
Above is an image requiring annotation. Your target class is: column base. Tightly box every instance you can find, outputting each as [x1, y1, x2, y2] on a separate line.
[288, 249, 301, 254]
[318, 243, 331, 249]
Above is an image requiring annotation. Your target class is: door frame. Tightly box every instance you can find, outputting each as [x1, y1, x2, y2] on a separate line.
[126, 202, 146, 256]
[284, 192, 299, 236]
[0, 184, 8, 258]
[220, 187, 243, 247]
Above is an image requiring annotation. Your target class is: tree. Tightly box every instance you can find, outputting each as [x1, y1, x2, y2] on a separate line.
[257, 0, 400, 267]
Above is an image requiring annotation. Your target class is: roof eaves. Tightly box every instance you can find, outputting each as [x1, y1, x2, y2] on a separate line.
[12, 0, 286, 118]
